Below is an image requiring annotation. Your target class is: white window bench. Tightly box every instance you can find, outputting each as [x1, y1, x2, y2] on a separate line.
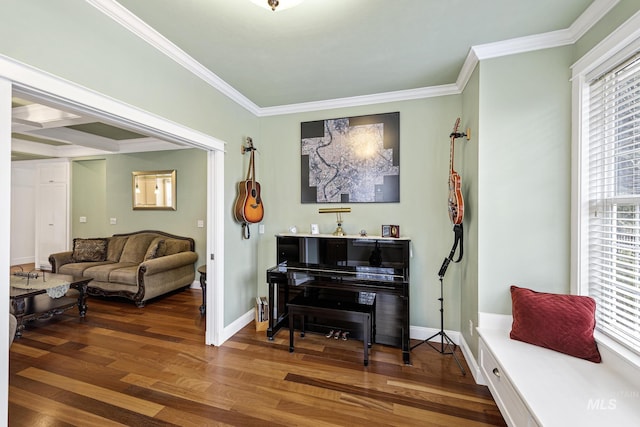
[477, 315, 640, 427]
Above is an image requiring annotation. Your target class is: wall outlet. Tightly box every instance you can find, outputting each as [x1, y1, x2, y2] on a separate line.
[469, 319, 474, 336]
[110, 218, 117, 225]
[259, 224, 265, 234]
[79, 216, 87, 223]
[197, 220, 204, 228]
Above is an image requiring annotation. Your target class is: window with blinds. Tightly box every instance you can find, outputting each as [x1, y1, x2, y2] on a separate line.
[587, 51, 640, 355]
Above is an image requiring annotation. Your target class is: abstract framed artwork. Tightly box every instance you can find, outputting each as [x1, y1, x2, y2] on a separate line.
[301, 112, 400, 203]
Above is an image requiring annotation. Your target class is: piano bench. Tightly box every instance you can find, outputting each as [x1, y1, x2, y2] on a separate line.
[287, 292, 376, 366]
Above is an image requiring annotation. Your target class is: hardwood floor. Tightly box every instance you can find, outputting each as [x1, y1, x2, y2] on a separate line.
[9, 288, 506, 426]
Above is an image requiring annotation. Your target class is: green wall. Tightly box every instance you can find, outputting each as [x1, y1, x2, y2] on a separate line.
[452, 46, 576, 357]
[477, 46, 574, 316]
[257, 97, 463, 330]
[0, 0, 260, 326]
[72, 159, 107, 236]
[3, 0, 640, 343]
[71, 149, 208, 266]
[460, 66, 480, 355]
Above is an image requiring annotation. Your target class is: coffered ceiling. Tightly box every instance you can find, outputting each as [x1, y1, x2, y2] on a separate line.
[12, 0, 616, 160]
[10, 95, 186, 161]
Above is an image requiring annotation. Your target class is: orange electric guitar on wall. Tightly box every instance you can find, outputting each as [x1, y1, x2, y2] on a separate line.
[448, 118, 464, 225]
[234, 137, 264, 226]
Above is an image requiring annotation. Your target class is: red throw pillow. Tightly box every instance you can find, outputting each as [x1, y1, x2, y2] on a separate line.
[510, 285, 601, 363]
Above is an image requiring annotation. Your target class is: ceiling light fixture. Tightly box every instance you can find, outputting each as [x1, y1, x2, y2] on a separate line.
[249, 0, 304, 12]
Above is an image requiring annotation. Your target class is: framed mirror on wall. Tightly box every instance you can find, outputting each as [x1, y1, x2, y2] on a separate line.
[132, 170, 176, 210]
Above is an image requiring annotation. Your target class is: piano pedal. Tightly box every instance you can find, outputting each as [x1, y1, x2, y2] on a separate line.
[334, 330, 342, 340]
[326, 329, 336, 339]
[341, 331, 349, 341]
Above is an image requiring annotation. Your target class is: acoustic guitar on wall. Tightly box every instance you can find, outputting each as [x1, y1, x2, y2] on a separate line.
[234, 137, 264, 225]
[448, 118, 464, 225]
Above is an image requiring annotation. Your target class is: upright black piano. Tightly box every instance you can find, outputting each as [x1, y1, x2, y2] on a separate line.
[266, 233, 411, 364]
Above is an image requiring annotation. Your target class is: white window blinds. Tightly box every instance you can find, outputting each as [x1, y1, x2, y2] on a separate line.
[587, 51, 640, 354]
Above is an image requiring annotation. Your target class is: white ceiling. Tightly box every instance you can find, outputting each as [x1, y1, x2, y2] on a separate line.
[110, 0, 605, 109]
[12, 0, 615, 160]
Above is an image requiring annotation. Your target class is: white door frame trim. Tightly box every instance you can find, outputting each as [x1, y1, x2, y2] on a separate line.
[1, 54, 225, 349]
[0, 76, 13, 424]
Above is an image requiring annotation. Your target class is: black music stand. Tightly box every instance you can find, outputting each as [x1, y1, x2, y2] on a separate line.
[411, 225, 466, 376]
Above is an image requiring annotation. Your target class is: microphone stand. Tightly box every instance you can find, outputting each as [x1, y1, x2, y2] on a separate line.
[411, 224, 466, 376]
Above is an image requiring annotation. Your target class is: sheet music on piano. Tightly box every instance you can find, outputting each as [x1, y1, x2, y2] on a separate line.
[354, 265, 397, 282]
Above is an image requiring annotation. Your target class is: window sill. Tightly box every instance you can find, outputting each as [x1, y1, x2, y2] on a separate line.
[594, 331, 640, 382]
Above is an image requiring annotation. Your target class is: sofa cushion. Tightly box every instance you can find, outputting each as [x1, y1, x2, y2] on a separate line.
[108, 265, 139, 286]
[144, 237, 166, 260]
[72, 238, 108, 262]
[164, 239, 191, 255]
[510, 285, 601, 363]
[107, 236, 128, 262]
[59, 261, 113, 277]
[119, 233, 159, 264]
[83, 262, 137, 282]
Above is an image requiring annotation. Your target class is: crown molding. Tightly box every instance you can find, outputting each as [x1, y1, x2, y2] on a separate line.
[572, 8, 640, 78]
[89, 0, 620, 116]
[570, 0, 620, 41]
[456, 0, 618, 92]
[455, 49, 479, 93]
[473, 28, 574, 61]
[257, 84, 460, 117]
[86, 0, 261, 116]
[472, 0, 618, 61]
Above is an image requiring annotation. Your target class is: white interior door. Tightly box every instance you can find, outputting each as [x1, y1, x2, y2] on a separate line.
[36, 182, 67, 269]
[10, 165, 36, 266]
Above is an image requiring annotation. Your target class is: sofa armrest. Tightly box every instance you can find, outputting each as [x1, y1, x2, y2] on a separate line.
[49, 251, 74, 273]
[139, 251, 198, 276]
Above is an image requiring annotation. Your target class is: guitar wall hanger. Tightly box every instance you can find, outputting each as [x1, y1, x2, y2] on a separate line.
[241, 138, 257, 154]
[449, 128, 471, 141]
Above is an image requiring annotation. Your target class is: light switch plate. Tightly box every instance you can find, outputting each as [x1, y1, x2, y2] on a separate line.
[110, 218, 117, 225]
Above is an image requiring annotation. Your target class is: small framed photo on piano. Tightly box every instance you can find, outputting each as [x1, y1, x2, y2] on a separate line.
[382, 225, 400, 238]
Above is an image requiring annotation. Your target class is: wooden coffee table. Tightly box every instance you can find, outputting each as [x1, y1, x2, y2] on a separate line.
[10, 272, 92, 338]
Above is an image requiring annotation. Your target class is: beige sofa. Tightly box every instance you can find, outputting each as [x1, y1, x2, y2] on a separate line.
[49, 230, 198, 307]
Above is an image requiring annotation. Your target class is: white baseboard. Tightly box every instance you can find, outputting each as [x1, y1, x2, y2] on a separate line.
[217, 314, 482, 385]
[410, 325, 482, 383]
[459, 334, 483, 384]
[11, 256, 34, 266]
[409, 325, 460, 344]
[220, 308, 254, 344]
[36, 261, 51, 270]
